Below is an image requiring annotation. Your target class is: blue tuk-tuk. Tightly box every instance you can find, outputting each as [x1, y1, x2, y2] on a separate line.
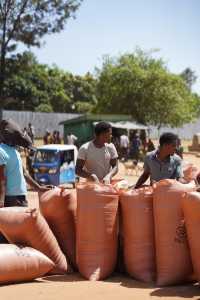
[32, 144, 78, 187]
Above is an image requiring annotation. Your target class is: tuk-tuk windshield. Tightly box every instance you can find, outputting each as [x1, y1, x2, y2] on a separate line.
[35, 150, 58, 164]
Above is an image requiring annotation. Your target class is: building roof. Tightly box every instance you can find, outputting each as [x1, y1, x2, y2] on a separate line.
[109, 121, 148, 130]
[59, 114, 132, 125]
[36, 144, 77, 151]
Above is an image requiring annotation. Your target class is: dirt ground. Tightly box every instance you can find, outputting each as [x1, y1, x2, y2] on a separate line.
[1, 275, 200, 300]
[1, 152, 200, 300]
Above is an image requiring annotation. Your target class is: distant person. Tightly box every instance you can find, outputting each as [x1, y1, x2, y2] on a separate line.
[43, 130, 52, 145]
[75, 122, 118, 184]
[175, 138, 184, 159]
[26, 148, 36, 179]
[55, 131, 61, 144]
[140, 130, 147, 153]
[120, 133, 129, 161]
[134, 132, 183, 189]
[66, 133, 77, 145]
[131, 134, 141, 161]
[52, 131, 57, 144]
[27, 123, 35, 144]
[23, 127, 28, 136]
[112, 135, 120, 154]
[52, 130, 61, 144]
[147, 138, 155, 152]
[23, 127, 29, 156]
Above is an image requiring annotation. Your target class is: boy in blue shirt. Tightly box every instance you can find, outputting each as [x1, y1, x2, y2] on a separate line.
[0, 119, 49, 208]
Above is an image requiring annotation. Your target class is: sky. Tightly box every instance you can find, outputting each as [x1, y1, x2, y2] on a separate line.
[30, 0, 200, 94]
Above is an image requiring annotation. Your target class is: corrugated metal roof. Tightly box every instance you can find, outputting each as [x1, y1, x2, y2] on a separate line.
[36, 144, 77, 151]
[109, 121, 148, 130]
[59, 114, 132, 125]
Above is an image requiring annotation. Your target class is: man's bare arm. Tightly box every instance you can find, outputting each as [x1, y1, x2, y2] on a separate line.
[23, 168, 51, 192]
[75, 159, 99, 182]
[134, 170, 150, 189]
[0, 165, 6, 207]
[103, 158, 118, 184]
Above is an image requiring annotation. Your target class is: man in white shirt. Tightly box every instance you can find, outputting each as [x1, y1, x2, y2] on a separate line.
[66, 133, 77, 145]
[120, 133, 129, 161]
[75, 122, 118, 184]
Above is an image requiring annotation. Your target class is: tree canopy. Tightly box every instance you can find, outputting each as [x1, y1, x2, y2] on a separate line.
[180, 68, 197, 91]
[3, 51, 97, 113]
[0, 0, 82, 105]
[94, 49, 200, 128]
[1, 48, 199, 129]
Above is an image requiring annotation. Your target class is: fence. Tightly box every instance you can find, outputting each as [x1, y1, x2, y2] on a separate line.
[0, 110, 81, 138]
[0, 110, 199, 140]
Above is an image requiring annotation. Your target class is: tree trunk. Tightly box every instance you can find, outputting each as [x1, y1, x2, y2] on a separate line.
[0, 5, 7, 110]
[0, 46, 6, 109]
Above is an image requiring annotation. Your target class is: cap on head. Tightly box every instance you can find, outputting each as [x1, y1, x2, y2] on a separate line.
[0, 119, 32, 148]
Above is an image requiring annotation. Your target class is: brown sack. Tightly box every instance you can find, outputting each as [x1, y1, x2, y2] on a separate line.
[0, 207, 68, 274]
[0, 244, 54, 284]
[120, 187, 156, 282]
[183, 161, 199, 182]
[182, 192, 200, 282]
[39, 187, 77, 268]
[153, 179, 195, 286]
[76, 183, 119, 280]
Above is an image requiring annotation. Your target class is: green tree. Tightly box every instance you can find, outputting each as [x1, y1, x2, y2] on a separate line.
[3, 51, 97, 113]
[95, 50, 200, 128]
[180, 68, 197, 90]
[0, 0, 82, 107]
[47, 67, 72, 112]
[71, 73, 97, 112]
[35, 103, 53, 112]
[3, 52, 51, 110]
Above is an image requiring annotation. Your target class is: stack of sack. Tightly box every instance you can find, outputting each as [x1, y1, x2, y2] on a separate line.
[0, 187, 77, 284]
[1, 178, 200, 286]
[75, 179, 200, 286]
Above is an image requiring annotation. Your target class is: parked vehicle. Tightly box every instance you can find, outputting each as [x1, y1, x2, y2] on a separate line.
[32, 144, 78, 187]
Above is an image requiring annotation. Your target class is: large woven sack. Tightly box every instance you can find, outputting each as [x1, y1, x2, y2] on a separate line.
[0, 244, 54, 284]
[76, 183, 119, 280]
[0, 207, 68, 274]
[182, 192, 200, 283]
[153, 179, 195, 286]
[39, 187, 77, 269]
[182, 161, 199, 182]
[120, 186, 156, 282]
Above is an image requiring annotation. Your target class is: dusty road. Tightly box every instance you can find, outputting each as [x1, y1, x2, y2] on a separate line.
[1, 274, 200, 300]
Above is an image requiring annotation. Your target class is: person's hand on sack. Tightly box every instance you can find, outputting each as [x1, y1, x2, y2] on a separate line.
[37, 185, 54, 193]
[195, 172, 200, 191]
[89, 174, 100, 183]
[102, 175, 111, 185]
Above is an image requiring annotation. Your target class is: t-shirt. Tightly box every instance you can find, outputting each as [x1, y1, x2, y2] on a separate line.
[143, 149, 183, 182]
[77, 141, 118, 180]
[67, 134, 77, 145]
[0, 143, 27, 196]
[132, 137, 141, 151]
[120, 135, 129, 148]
